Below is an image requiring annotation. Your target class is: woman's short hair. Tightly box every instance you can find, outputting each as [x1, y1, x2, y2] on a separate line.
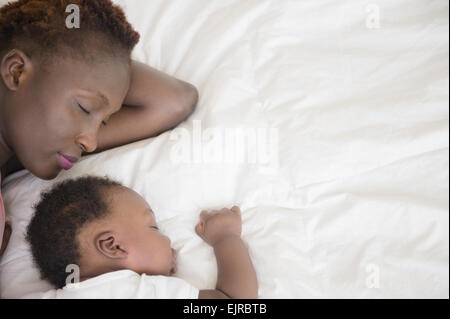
[0, 0, 140, 66]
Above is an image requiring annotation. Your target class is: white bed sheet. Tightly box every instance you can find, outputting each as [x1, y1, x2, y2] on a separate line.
[0, 0, 448, 298]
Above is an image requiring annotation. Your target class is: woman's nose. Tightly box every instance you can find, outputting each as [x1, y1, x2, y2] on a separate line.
[75, 128, 98, 153]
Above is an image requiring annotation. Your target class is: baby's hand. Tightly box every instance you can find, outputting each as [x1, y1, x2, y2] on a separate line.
[195, 206, 242, 246]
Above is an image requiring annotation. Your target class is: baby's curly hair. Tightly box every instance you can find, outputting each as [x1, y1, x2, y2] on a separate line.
[0, 0, 140, 66]
[26, 175, 122, 289]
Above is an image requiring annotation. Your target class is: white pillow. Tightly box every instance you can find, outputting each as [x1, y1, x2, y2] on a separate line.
[1, 171, 55, 298]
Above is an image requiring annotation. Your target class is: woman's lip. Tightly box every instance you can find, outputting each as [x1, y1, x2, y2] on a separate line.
[59, 153, 79, 163]
[58, 153, 75, 170]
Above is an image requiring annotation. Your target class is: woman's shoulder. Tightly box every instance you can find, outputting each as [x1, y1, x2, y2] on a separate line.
[1, 155, 24, 180]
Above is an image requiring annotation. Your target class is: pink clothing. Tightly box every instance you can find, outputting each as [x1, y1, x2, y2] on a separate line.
[1, 134, 13, 250]
[0, 173, 5, 249]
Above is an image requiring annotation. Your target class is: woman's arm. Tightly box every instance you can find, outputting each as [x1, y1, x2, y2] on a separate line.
[89, 60, 199, 154]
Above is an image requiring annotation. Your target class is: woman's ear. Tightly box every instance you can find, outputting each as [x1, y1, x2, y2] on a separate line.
[95, 231, 128, 259]
[0, 49, 31, 91]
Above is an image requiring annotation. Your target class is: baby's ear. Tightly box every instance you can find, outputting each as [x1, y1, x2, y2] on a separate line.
[95, 231, 128, 259]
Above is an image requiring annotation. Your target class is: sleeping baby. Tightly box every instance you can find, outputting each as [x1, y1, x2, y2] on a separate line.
[25, 176, 258, 299]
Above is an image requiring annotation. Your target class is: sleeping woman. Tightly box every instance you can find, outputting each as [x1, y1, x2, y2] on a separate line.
[0, 0, 199, 257]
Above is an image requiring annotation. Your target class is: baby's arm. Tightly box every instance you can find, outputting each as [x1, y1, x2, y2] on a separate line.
[195, 206, 258, 299]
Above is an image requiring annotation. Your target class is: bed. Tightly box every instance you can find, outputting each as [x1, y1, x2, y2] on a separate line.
[0, 0, 448, 298]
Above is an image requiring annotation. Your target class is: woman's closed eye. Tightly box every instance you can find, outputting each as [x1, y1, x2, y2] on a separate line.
[149, 226, 159, 231]
[77, 103, 107, 126]
[77, 103, 90, 115]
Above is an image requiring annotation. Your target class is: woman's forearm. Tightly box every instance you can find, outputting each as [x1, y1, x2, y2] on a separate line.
[86, 60, 199, 155]
[213, 235, 258, 299]
[89, 96, 196, 154]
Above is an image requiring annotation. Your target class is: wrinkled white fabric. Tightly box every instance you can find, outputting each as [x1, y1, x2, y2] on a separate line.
[24, 270, 199, 299]
[0, 0, 448, 298]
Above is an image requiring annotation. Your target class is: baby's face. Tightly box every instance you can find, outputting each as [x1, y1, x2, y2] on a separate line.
[79, 186, 177, 277]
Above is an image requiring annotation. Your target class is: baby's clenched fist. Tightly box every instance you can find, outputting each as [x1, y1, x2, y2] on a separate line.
[195, 206, 242, 246]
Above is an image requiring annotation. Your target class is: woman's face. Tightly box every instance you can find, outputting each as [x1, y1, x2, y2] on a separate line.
[0, 51, 130, 180]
